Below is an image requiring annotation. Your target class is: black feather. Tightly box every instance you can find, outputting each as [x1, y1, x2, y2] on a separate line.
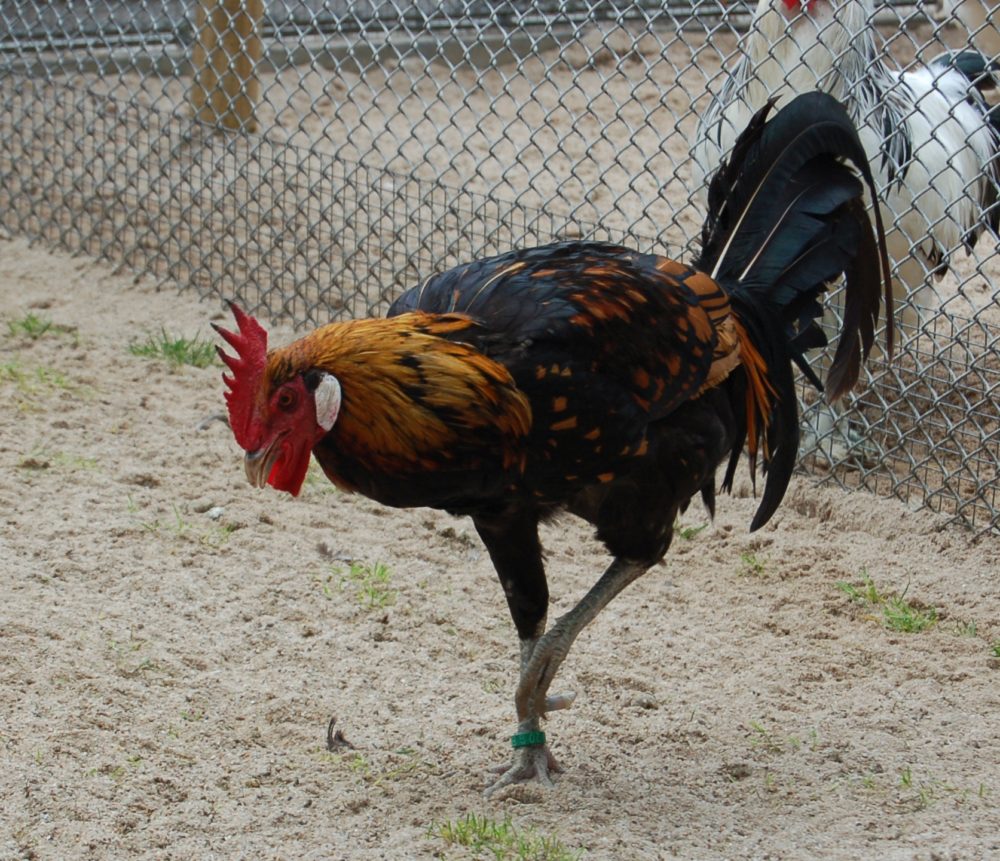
[700, 92, 893, 530]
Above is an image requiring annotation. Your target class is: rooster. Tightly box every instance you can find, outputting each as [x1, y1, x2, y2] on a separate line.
[216, 92, 891, 795]
[696, 0, 1000, 318]
[694, 0, 1000, 460]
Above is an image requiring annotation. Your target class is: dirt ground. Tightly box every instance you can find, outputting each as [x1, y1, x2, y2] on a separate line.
[2, 233, 999, 860]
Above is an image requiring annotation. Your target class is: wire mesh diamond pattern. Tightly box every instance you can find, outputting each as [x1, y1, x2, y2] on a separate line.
[0, 0, 997, 534]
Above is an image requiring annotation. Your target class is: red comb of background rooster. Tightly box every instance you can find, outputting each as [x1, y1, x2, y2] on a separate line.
[212, 303, 268, 450]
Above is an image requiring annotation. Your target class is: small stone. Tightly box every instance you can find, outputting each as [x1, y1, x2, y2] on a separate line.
[206, 506, 225, 521]
[630, 693, 659, 710]
[721, 762, 752, 781]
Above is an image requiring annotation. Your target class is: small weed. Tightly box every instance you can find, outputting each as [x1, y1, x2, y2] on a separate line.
[0, 360, 24, 383]
[108, 631, 159, 677]
[337, 561, 397, 610]
[326, 749, 436, 789]
[991, 642, 1000, 658]
[200, 522, 237, 548]
[345, 752, 372, 779]
[835, 571, 937, 633]
[168, 504, 191, 537]
[835, 575, 881, 607]
[899, 766, 938, 810]
[303, 460, 337, 494]
[883, 597, 937, 633]
[433, 813, 583, 861]
[120, 657, 157, 677]
[1, 360, 79, 404]
[314, 573, 336, 599]
[675, 522, 708, 541]
[20, 449, 98, 472]
[953, 620, 978, 638]
[739, 551, 766, 577]
[747, 721, 817, 755]
[129, 329, 216, 368]
[89, 753, 144, 783]
[748, 720, 783, 753]
[7, 313, 76, 341]
[128, 499, 234, 549]
[481, 677, 504, 695]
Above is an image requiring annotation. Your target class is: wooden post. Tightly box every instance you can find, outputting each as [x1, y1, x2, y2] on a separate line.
[191, 0, 264, 132]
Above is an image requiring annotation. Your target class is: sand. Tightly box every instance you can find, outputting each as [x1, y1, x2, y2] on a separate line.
[2, 235, 999, 859]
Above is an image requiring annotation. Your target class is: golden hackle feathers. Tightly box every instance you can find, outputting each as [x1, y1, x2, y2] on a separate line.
[265, 312, 532, 479]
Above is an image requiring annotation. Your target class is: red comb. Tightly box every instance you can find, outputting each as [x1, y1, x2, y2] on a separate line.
[212, 302, 268, 450]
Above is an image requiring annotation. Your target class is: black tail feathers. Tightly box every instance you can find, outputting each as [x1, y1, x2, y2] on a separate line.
[699, 91, 893, 530]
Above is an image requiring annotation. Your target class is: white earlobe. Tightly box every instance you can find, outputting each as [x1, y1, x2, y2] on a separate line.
[314, 373, 342, 431]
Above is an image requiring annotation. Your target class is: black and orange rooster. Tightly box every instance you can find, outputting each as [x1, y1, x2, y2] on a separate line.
[216, 92, 892, 795]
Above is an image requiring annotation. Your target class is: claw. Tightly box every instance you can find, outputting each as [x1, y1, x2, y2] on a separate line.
[544, 690, 577, 712]
[484, 744, 563, 797]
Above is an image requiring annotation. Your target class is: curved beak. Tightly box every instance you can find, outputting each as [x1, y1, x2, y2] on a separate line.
[244, 434, 284, 488]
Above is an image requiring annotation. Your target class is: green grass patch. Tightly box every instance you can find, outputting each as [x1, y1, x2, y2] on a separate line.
[320, 748, 437, 789]
[336, 561, 397, 610]
[433, 813, 583, 861]
[835, 571, 937, 633]
[1, 360, 74, 392]
[129, 329, 216, 368]
[747, 720, 818, 755]
[7, 312, 76, 341]
[18, 450, 99, 472]
[675, 521, 708, 541]
[739, 551, 766, 577]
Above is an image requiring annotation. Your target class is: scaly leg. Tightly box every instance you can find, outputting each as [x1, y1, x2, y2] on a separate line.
[484, 638, 577, 796]
[485, 557, 648, 796]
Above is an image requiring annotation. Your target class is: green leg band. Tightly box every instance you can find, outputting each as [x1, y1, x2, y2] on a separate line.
[511, 730, 546, 749]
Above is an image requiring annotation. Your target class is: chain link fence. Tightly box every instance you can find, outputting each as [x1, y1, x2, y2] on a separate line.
[0, 0, 997, 534]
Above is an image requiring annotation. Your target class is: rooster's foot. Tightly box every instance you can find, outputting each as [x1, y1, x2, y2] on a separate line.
[484, 743, 563, 797]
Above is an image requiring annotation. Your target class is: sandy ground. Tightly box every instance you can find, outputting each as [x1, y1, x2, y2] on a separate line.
[2, 235, 1000, 860]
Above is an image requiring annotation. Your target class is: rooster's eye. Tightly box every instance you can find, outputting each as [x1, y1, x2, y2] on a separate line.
[276, 389, 298, 411]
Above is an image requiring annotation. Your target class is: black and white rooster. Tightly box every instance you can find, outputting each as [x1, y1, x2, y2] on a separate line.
[693, 0, 1000, 459]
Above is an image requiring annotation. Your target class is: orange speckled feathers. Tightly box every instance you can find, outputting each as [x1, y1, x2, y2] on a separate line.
[263, 312, 532, 492]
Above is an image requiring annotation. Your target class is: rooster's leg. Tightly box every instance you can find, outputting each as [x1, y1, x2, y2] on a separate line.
[473, 513, 567, 793]
[484, 557, 648, 796]
[515, 557, 648, 724]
